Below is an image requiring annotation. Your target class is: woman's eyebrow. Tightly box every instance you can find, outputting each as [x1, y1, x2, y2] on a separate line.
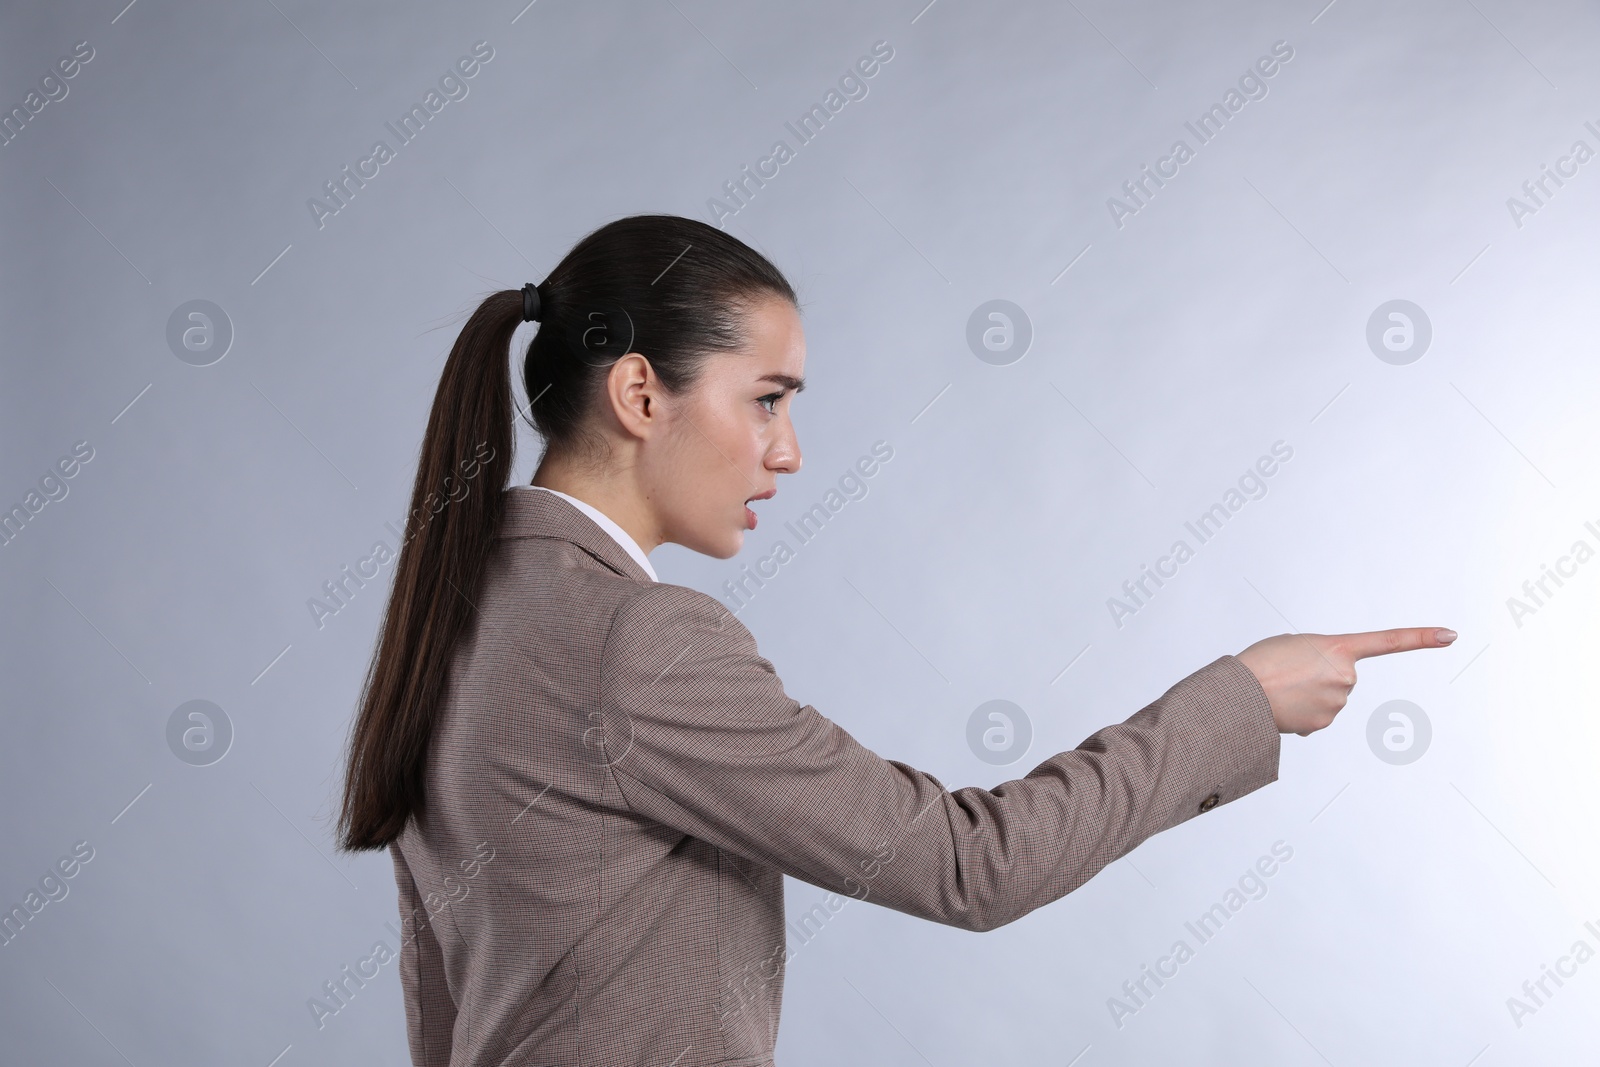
[759, 373, 806, 393]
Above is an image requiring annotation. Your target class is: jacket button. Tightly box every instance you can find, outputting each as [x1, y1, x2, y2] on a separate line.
[1198, 792, 1220, 813]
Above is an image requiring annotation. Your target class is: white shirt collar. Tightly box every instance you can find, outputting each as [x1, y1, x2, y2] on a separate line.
[516, 485, 658, 582]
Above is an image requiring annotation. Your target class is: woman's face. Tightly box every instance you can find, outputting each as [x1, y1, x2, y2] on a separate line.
[643, 294, 805, 560]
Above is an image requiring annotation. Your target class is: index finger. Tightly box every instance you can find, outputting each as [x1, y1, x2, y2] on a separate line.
[1338, 628, 1458, 660]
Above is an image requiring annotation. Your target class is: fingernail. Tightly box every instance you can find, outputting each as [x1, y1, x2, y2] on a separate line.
[1435, 628, 1457, 643]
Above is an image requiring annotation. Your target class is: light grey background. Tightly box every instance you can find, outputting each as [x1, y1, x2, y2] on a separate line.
[3, 0, 1597, 1063]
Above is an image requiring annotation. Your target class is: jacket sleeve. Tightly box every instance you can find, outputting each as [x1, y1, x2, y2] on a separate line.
[597, 582, 1281, 933]
[389, 843, 458, 1065]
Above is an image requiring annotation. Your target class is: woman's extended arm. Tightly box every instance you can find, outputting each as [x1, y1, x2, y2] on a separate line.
[597, 583, 1279, 933]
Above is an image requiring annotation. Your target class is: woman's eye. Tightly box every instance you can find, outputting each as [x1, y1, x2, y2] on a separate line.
[758, 392, 783, 414]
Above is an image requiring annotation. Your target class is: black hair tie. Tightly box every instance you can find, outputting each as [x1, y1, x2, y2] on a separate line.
[521, 282, 543, 323]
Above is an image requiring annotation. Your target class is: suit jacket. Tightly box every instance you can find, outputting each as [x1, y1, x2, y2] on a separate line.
[389, 487, 1281, 1066]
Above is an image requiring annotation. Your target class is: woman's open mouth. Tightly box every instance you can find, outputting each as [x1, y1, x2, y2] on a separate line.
[744, 488, 775, 530]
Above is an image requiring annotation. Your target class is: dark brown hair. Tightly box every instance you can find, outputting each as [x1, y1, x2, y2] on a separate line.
[336, 214, 797, 851]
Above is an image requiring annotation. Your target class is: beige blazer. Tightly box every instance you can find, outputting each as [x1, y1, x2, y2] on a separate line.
[389, 487, 1280, 1066]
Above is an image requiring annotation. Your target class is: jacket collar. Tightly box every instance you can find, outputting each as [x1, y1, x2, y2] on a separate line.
[495, 486, 653, 584]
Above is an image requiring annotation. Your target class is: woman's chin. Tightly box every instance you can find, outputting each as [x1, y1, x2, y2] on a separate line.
[718, 530, 746, 559]
[682, 528, 744, 561]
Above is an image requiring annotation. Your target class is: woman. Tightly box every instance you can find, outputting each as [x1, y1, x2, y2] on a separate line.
[336, 214, 1455, 1066]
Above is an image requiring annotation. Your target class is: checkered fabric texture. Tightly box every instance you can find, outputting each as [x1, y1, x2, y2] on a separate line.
[389, 487, 1280, 1066]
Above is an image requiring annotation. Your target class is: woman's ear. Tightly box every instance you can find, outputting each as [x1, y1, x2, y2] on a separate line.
[605, 352, 660, 439]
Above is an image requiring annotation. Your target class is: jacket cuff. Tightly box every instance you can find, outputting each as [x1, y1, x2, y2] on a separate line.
[1170, 653, 1281, 817]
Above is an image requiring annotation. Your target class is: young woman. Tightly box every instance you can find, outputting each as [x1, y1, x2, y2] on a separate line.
[336, 214, 1456, 1067]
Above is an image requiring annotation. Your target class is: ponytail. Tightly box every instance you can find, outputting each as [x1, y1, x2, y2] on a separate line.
[336, 291, 520, 851]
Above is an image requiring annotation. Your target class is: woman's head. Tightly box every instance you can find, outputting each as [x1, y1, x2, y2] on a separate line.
[527, 216, 806, 558]
[337, 214, 801, 850]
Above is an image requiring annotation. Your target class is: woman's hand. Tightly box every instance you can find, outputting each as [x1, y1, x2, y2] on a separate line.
[1236, 628, 1457, 736]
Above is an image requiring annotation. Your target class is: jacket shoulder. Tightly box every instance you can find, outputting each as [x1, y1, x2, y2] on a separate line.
[604, 581, 754, 651]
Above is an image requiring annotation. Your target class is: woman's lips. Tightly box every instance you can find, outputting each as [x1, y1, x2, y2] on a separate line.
[744, 489, 774, 530]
